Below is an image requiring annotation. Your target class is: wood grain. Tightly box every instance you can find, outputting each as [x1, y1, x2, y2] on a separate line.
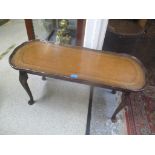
[10, 40, 146, 91]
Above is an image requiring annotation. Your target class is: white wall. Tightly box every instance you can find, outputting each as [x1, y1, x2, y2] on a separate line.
[32, 20, 52, 40]
[83, 19, 108, 50]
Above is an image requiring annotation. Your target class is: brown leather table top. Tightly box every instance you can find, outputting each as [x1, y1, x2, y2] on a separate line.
[10, 40, 146, 91]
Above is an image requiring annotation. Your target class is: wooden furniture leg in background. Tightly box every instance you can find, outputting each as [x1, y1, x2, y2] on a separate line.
[25, 19, 46, 81]
[111, 91, 130, 122]
[24, 19, 35, 40]
[76, 19, 86, 46]
[19, 71, 34, 105]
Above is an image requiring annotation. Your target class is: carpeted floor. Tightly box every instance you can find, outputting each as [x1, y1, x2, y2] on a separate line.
[125, 66, 155, 134]
[0, 20, 89, 134]
[103, 19, 155, 135]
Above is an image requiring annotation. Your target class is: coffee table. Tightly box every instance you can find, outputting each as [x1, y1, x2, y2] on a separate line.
[9, 40, 146, 122]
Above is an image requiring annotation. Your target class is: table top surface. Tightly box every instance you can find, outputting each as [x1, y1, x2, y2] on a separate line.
[10, 40, 146, 91]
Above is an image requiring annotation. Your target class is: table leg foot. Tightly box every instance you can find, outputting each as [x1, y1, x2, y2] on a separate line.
[19, 71, 34, 105]
[111, 89, 116, 94]
[28, 100, 35, 105]
[111, 116, 117, 123]
[42, 76, 46, 80]
[111, 92, 130, 123]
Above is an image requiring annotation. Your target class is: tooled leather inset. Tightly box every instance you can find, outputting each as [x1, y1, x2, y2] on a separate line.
[10, 41, 146, 91]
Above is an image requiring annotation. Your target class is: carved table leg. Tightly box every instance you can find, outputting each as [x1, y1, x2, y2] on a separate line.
[42, 76, 46, 80]
[111, 91, 130, 123]
[19, 71, 34, 105]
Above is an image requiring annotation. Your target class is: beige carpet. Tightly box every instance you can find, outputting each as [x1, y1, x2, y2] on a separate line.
[0, 20, 90, 134]
[0, 53, 90, 134]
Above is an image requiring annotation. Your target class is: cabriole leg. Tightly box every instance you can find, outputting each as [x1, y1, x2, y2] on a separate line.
[19, 71, 34, 105]
[42, 76, 46, 80]
[111, 91, 130, 123]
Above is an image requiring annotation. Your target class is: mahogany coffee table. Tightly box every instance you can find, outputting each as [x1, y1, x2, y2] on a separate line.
[9, 40, 146, 122]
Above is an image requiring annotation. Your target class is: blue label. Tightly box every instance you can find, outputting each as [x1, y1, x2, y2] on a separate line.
[70, 74, 78, 79]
